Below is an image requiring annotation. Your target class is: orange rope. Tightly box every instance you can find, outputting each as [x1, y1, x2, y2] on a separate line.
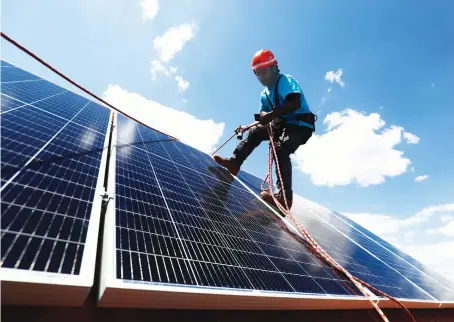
[263, 124, 416, 322]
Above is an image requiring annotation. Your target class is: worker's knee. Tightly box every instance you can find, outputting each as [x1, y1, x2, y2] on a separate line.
[247, 125, 268, 142]
[248, 125, 261, 135]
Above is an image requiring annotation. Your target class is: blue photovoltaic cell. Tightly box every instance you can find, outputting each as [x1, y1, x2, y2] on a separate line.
[1, 94, 26, 113]
[1, 105, 67, 181]
[329, 211, 454, 300]
[1, 79, 66, 104]
[32, 91, 90, 120]
[1, 60, 15, 67]
[1, 65, 41, 83]
[237, 170, 267, 195]
[115, 114, 360, 296]
[1, 61, 110, 275]
[72, 102, 111, 134]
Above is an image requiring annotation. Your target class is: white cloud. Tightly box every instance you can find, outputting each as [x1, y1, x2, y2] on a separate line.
[175, 75, 190, 92]
[379, 106, 384, 110]
[427, 220, 454, 237]
[149, 60, 191, 92]
[343, 203, 454, 283]
[154, 22, 198, 63]
[325, 68, 344, 88]
[441, 215, 454, 223]
[293, 109, 419, 187]
[402, 241, 454, 282]
[139, 0, 159, 21]
[403, 131, 420, 144]
[344, 204, 454, 236]
[150, 23, 197, 90]
[150, 59, 169, 80]
[439, 221, 454, 236]
[327, 88, 332, 93]
[103, 84, 224, 153]
[404, 231, 415, 242]
[343, 213, 401, 235]
[415, 175, 429, 183]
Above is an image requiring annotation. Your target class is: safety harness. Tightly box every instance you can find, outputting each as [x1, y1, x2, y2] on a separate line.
[264, 74, 318, 132]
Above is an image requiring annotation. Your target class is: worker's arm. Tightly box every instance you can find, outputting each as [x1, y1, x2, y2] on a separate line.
[237, 121, 259, 134]
[271, 93, 300, 117]
[259, 93, 300, 125]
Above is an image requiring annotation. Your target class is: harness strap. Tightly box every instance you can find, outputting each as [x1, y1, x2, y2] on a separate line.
[264, 74, 282, 109]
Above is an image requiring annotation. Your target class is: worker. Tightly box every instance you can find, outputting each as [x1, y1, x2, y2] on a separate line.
[213, 49, 316, 211]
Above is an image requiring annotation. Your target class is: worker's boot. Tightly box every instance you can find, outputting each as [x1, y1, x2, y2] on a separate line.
[212, 155, 240, 176]
[260, 191, 292, 215]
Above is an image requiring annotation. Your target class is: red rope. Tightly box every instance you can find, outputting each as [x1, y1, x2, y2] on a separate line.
[263, 124, 416, 322]
[0, 31, 178, 141]
[2, 31, 416, 321]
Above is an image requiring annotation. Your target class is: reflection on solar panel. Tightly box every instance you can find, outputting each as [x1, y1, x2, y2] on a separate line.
[1, 61, 112, 305]
[2, 60, 453, 311]
[329, 210, 454, 301]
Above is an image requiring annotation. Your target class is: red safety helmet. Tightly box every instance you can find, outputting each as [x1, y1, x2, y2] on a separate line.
[251, 49, 278, 71]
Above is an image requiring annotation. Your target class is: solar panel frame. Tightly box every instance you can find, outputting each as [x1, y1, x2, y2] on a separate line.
[1, 61, 114, 305]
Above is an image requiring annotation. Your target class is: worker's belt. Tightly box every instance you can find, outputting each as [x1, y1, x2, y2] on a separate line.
[290, 113, 317, 124]
[282, 113, 318, 131]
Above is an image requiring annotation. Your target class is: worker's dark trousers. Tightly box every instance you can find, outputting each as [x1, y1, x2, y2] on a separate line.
[232, 123, 313, 201]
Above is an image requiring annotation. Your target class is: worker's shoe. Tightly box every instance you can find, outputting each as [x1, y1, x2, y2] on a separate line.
[212, 155, 240, 176]
[260, 191, 293, 214]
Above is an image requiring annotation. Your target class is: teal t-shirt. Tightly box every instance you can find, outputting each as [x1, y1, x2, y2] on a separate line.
[260, 74, 314, 129]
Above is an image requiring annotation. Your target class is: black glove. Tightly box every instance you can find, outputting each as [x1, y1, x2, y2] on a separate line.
[259, 112, 274, 125]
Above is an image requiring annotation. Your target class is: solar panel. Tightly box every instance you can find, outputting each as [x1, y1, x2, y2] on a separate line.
[288, 199, 436, 300]
[99, 114, 371, 305]
[98, 113, 454, 309]
[329, 210, 454, 301]
[1, 61, 112, 305]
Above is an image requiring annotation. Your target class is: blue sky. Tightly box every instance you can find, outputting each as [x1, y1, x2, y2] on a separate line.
[2, 0, 454, 279]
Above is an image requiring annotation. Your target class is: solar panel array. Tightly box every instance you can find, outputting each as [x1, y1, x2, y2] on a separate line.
[1, 60, 110, 280]
[1, 60, 453, 308]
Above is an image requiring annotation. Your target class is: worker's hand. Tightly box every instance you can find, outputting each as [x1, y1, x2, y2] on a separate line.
[259, 112, 274, 125]
[236, 125, 247, 134]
